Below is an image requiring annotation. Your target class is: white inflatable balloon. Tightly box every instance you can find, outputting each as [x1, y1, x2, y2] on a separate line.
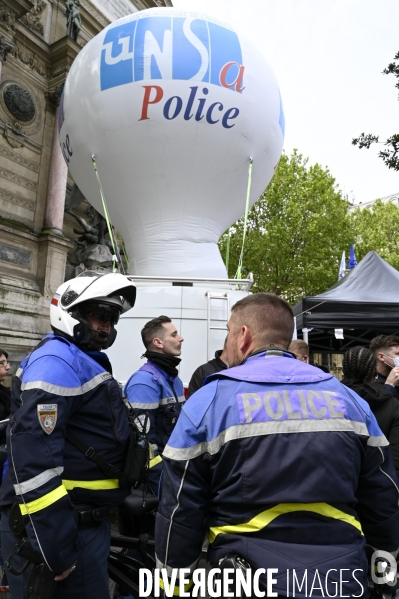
[59, 7, 284, 278]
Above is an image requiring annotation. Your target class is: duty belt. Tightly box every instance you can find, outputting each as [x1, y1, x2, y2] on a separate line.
[75, 504, 113, 527]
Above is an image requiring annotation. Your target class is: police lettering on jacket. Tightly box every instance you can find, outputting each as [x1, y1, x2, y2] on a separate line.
[238, 388, 345, 423]
[155, 350, 399, 599]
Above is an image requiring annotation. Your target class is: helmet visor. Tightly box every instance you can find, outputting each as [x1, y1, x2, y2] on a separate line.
[81, 303, 121, 325]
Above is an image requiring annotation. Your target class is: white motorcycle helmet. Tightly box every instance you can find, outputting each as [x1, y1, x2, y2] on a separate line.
[50, 271, 136, 349]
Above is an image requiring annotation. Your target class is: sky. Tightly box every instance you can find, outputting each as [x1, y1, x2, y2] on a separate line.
[172, 0, 399, 204]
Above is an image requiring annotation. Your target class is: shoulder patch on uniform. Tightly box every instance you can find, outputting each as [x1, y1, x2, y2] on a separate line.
[37, 404, 57, 435]
[134, 414, 150, 433]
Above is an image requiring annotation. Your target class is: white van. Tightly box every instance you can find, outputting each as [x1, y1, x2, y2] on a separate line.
[107, 275, 253, 388]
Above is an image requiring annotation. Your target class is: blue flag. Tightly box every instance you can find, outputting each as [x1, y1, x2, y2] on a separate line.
[348, 244, 357, 270]
[338, 251, 346, 281]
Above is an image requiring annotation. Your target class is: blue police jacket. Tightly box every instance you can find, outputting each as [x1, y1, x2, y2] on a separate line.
[0, 334, 130, 573]
[155, 349, 399, 597]
[125, 361, 185, 493]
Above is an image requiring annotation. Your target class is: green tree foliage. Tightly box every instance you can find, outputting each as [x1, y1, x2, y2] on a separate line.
[349, 199, 399, 269]
[352, 52, 399, 170]
[219, 150, 352, 304]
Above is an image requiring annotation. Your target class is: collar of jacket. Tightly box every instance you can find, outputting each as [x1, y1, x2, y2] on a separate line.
[206, 349, 332, 385]
[140, 360, 177, 382]
[244, 347, 296, 362]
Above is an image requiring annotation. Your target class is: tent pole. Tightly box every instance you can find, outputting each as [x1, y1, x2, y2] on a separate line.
[303, 330, 310, 363]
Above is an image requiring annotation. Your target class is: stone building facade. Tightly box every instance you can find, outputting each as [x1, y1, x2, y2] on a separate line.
[0, 0, 172, 382]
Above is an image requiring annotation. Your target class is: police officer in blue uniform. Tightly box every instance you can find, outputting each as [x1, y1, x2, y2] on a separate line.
[125, 315, 185, 496]
[156, 293, 399, 597]
[0, 271, 136, 599]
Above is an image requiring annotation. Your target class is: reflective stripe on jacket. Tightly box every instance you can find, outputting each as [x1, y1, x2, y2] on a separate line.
[125, 361, 185, 493]
[0, 334, 130, 572]
[155, 350, 399, 598]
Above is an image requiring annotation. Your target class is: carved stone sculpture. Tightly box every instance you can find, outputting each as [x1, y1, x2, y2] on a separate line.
[64, 184, 123, 280]
[46, 85, 64, 108]
[20, 0, 46, 36]
[0, 6, 16, 31]
[0, 35, 14, 63]
[65, 0, 81, 43]
[3, 121, 26, 148]
[67, 205, 108, 247]
[12, 43, 49, 78]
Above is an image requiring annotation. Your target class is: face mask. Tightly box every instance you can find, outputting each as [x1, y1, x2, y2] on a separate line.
[381, 353, 399, 369]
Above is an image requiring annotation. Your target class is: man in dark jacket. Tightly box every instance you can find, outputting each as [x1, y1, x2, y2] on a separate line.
[370, 334, 399, 397]
[187, 339, 228, 397]
[156, 293, 399, 598]
[0, 348, 10, 440]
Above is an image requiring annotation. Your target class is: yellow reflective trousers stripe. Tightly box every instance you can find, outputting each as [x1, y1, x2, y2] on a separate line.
[20, 485, 68, 515]
[209, 502, 363, 544]
[19, 479, 120, 515]
[149, 455, 162, 469]
[62, 479, 119, 491]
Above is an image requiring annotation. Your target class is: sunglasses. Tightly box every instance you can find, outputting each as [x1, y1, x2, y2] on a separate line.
[0, 360, 10, 367]
[83, 306, 120, 324]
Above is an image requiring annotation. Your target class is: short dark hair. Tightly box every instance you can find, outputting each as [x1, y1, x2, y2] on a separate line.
[231, 293, 294, 348]
[342, 346, 376, 386]
[141, 315, 172, 349]
[0, 348, 8, 360]
[369, 335, 399, 356]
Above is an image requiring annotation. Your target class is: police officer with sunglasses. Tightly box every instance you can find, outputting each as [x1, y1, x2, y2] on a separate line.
[0, 271, 136, 599]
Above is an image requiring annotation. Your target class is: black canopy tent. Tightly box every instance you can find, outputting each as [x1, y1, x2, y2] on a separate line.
[292, 251, 399, 353]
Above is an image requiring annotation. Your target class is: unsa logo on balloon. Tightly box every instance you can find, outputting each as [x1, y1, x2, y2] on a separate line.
[100, 15, 245, 128]
[59, 8, 284, 278]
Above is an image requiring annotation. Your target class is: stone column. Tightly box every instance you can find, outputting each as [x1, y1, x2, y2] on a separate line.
[38, 86, 73, 296]
[0, 35, 15, 81]
[42, 98, 68, 236]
